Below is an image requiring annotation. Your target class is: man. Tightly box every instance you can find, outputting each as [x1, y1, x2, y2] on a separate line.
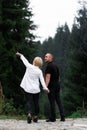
[44, 53, 65, 122]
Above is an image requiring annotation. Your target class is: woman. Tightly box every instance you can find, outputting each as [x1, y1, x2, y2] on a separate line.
[16, 52, 49, 123]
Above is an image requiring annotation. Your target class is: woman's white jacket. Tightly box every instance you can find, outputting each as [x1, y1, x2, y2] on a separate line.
[20, 54, 48, 94]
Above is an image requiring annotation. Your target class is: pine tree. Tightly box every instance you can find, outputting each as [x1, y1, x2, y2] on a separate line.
[0, 0, 37, 112]
[63, 3, 87, 115]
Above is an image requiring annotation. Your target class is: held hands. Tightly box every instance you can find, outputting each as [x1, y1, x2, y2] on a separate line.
[16, 52, 21, 57]
[44, 88, 50, 94]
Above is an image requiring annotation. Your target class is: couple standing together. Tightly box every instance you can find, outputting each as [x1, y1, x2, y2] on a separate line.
[16, 52, 65, 123]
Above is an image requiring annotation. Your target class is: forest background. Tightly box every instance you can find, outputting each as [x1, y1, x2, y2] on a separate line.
[0, 0, 87, 119]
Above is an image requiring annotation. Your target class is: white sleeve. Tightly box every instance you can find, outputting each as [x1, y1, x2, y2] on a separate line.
[20, 54, 32, 68]
[39, 71, 48, 90]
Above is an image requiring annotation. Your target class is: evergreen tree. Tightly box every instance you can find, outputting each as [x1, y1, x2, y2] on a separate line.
[0, 0, 37, 112]
[41, 37, 54, 57]
[53, 24, 70, 77]
[37, 24, 70, 117]
[63, 3, 87, 115]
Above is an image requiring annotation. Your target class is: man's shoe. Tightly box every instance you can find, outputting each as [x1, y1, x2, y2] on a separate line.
[27, 113, 32, 123]
[46, 119, 56, 122]
[60, 117, 65, 122]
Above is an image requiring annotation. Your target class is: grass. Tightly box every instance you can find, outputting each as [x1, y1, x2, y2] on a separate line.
[0, 109, 87, 120]
[68, 110, 87, 119]
[0, 114, 26, 120]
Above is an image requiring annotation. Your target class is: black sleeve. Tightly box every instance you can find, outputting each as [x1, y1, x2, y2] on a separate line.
[45, 64, 52, 74]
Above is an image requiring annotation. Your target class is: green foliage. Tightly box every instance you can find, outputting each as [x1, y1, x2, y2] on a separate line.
[63, 3, 87, 116]
[3, 99, 17, 115]
[0, 0, 37, 116]
[69, 108, 87, 118]
[0, 115, 27, 120]
[0, 98, 4, 114]
[36, 2, 87, 118]
[0, 0, 87, 118]
[3, 98, 26, 115]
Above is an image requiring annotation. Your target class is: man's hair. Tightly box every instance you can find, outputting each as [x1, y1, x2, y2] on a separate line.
[33, 57, 43, 69]
[46, 53, 54, 60]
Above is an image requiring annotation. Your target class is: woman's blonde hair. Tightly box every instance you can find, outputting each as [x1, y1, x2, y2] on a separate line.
[33, 57, 43, 69]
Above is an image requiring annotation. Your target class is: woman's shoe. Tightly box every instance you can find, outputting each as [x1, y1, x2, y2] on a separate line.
[27, 113, 32, 123]
[33, 116, 38, 123]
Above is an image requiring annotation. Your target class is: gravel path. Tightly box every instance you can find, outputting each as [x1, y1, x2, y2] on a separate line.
[0, 118, 87, 130]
